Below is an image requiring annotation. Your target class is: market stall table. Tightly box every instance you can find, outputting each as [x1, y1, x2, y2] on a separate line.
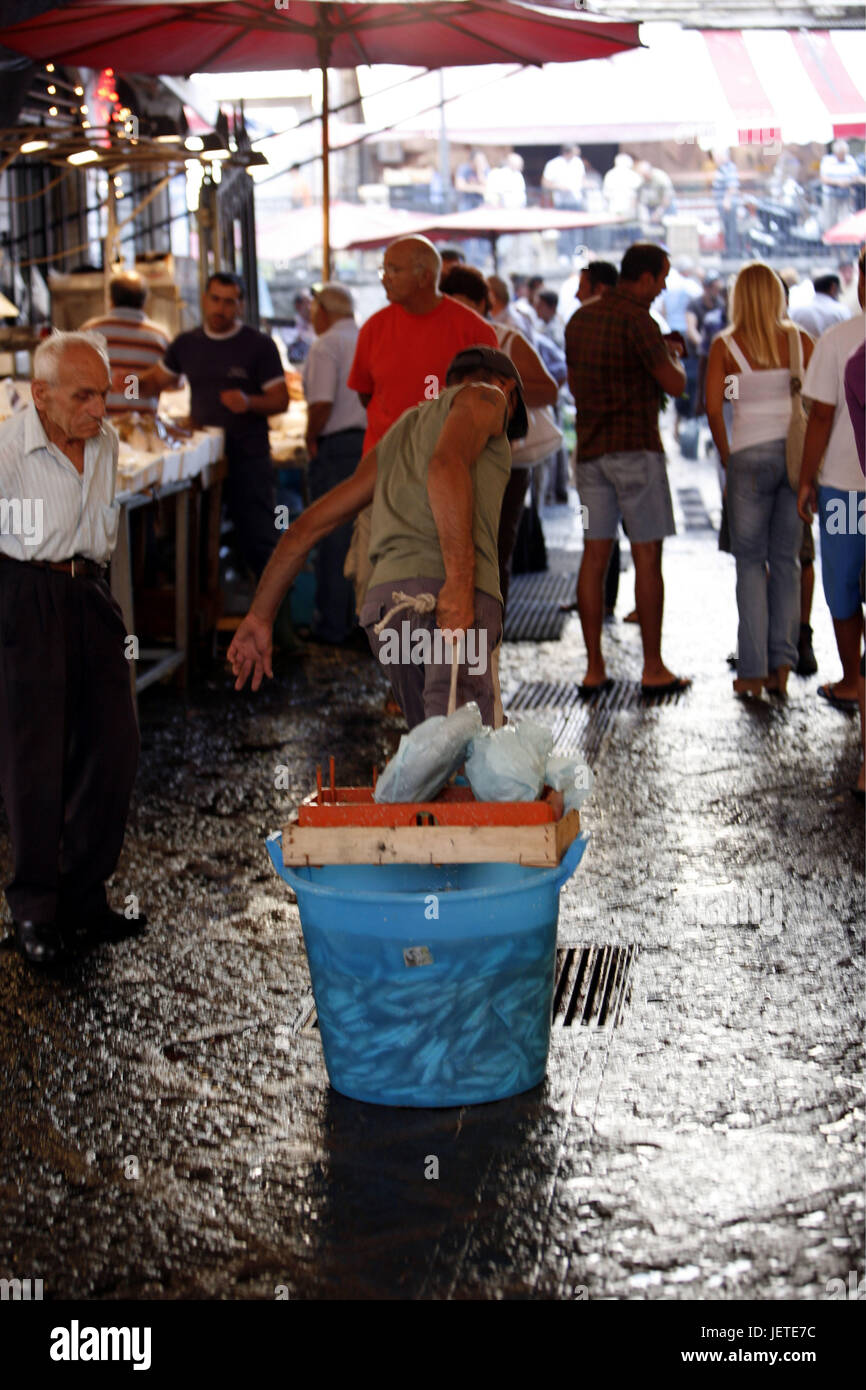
[111, 427, 225, 700]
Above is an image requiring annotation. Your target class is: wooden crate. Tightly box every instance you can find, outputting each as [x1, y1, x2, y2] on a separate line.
[281, 782, 581, 868]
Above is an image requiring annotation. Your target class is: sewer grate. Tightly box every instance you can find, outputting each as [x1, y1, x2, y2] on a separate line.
[553, 944, 637, 1029]
[676, 486, 714, 532]
[507, 676, 683, 763]
[503, 570, 575, 642]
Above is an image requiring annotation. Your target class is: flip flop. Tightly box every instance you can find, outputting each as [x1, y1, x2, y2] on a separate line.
[817, 683, 858, 710]
[640, 677, 692, 697]
[578, 677, 614, 697]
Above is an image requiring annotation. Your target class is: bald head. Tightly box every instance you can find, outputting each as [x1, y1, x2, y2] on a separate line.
[32, 330, 111, 445]
[110, 272, 148, 310]
[389, 235, 441, 279]
[380, 236, 443, 312]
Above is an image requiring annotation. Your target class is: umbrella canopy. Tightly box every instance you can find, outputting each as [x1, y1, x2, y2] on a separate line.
[823, 208, 866, 246]
[0, 0, 641, 273]
[343, 204, 626, 268]
[0, 2, 641, 73]
[257, 198, 431, 261]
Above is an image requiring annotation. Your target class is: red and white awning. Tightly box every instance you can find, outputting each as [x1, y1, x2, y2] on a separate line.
[361, 25, 866, 147]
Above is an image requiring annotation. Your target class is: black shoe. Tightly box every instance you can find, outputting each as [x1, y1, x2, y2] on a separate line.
[71, 906, 148, 944]
[13, 919, 66, 967]
[796, 623, 818, 677]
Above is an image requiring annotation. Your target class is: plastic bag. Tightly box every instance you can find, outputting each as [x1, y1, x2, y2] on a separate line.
[374, 703, 483, 804]
[464, 718, 553, 802]
[545, 754, 594, 814]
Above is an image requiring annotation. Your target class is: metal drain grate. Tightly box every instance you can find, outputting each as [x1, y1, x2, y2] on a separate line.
[553, 944, 636, 1029]
[507, 677, 683, 763]
[676, 486, 714, 532]
[296, 947, 636, 1037]
[503, 570, 575, 642]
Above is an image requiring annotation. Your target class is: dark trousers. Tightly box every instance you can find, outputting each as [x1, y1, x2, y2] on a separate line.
[309, 429, 364, 642]
[0, 559, 139, 924]
[224, 442, 277, 579]
[497, 466, 531, 615]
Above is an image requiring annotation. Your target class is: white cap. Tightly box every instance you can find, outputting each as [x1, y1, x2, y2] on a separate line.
[311, 281, 355, 317]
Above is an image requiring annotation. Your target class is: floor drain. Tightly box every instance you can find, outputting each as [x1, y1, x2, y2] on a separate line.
[553, 944, 636, 1029]
[503, 571, 575, 642]
[507, 678, 681, 763]
[296, 947, 636, 1038]
[676, 487, 714, 531]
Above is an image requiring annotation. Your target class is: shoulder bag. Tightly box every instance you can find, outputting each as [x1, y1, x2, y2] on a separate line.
[498, 328, 564, 469]
[786, 325, 808, 493]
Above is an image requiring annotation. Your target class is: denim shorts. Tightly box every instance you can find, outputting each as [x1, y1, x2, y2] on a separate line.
[818, 486, 866, 620]
[576, 450, 676, 542]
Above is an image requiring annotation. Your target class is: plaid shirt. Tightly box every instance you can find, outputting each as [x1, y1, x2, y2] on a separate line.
[565, 289, 671, 461]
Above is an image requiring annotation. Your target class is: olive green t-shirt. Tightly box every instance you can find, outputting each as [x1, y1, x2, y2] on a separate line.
[367, 385, 511, 603]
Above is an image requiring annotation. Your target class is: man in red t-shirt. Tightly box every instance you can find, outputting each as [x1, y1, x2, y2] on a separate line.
[349, 235, 497, 453]
[345, 235, 497, 603]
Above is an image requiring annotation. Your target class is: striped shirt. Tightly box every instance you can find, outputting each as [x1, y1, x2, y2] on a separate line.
[0, 404, 119, 563]
[81, 306, 170, 414]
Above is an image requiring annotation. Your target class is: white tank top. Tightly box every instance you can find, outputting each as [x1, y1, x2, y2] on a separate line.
[725, 333, 794, 452]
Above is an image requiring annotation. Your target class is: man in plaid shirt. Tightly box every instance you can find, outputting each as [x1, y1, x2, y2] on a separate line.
[565, 242, 691, 695]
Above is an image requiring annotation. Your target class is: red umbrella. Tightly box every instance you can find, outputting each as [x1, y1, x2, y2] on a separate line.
[345, 205, 627, 269]
[823, 207, 866, 246]
[0, 1, 642, 272]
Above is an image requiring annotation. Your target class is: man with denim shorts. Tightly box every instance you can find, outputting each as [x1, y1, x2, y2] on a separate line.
[565, 242, 691, 694]
[798, 246, 865, 711]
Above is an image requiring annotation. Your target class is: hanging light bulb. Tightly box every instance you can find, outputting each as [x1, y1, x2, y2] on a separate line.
[47, 85, 56, 95]
[46, 63, 55, 73]
[48, 106, 58, 117]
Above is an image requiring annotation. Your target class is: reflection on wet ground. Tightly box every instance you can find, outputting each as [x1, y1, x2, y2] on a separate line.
[0, 449, 863, 1300]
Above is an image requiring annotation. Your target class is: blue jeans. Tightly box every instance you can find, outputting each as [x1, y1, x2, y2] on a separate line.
[726, 439, 800, 678]
[308, 429, 364, 642]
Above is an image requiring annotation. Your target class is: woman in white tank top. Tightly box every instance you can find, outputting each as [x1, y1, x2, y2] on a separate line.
[706, 262, 814, 697]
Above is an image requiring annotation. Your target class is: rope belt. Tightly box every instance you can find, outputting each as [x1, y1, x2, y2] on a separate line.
[373, 589, 465, 716]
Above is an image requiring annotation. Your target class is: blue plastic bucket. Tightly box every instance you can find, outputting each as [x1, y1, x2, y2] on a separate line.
[266, 832, 589, 1107]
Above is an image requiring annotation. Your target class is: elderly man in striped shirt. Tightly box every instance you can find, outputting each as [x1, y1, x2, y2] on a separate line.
[82, 272, 169, 415]
[0, 331, 141, 967]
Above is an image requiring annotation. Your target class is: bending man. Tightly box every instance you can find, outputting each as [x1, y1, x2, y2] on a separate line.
[228, 347, 528, 727]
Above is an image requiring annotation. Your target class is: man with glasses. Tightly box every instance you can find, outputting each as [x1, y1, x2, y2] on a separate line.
[344, 235, 497, 607]
[228, 347, 527, 728]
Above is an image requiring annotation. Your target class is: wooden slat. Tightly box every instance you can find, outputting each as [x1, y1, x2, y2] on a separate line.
[280, 809, 581, 868]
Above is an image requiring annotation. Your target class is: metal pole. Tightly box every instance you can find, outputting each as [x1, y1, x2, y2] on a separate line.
[319, 33, 332, 280]
[104, 176, 117, 310]
[438, 70, 451, 212]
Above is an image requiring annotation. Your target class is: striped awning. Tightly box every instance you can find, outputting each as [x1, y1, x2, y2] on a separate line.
[702, 29, 865, 145]
[363, 26, 866, 147]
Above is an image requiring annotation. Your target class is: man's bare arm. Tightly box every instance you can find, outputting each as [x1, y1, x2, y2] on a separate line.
[797, 400, 835, 523]
[138, 362, 179, 395]
[227, 448, 378, 691]
[221, 380, 289, 416]
[305, 400, 333, 457]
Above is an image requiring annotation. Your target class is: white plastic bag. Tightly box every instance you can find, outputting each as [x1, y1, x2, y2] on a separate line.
[464, 718, 553, 802]
[374, 703, 483, 804]
[545, 754, 594, 814]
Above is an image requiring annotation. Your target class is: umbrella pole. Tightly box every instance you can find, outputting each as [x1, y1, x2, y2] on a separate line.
[104, 179, 117, 311]
[490, 233, 498, 274]
[319, 33, 332, 281]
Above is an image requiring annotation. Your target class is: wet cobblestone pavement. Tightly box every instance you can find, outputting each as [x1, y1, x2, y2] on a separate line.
[1, 444, 863, 1303]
